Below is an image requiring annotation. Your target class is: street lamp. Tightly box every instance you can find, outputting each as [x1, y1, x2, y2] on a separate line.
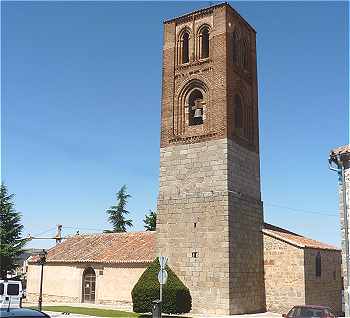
[37, 249, 47, 311]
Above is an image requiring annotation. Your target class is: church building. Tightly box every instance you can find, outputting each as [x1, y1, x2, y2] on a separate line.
[27, 3, 342, 316]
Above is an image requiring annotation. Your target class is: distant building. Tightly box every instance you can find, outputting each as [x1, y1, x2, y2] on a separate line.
[26, 225, 341, 314]
[7, 249, 42, 283]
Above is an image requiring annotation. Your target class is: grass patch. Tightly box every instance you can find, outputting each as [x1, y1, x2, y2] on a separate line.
[28, 306, 138, 317]
[26, 306, 191, 318]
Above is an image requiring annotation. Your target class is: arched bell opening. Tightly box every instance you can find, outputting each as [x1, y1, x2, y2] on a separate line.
[188, 89, 204, 126]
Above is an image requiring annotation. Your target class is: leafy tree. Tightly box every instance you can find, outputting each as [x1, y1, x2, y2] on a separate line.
[0, 183, 26, 279]
[143, 210, 157, 231]
[105, 185, 133, 232]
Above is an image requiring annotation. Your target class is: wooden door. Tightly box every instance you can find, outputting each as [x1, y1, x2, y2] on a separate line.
[82, 268, 96, 303]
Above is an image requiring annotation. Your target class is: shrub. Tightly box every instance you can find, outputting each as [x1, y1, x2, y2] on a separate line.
[131, 258, 192, 314]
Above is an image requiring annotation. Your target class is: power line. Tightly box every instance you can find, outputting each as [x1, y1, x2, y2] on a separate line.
[32, 227, 56, 237]
[264, 202, 338, 217]
[64, 226, 105, 231]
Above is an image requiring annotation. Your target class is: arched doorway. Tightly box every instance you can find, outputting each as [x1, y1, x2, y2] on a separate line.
[82, 267, 96, 303]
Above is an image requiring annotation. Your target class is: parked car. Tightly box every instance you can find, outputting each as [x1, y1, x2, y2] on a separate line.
[282, 305, 336, 318]
[0, 308, 50, 318]
[0, 280, 23, 309]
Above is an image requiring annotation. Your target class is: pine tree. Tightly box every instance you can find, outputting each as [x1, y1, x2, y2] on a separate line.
[143, 210, 156, 231]
[0, 183, 26, 279]
[105, 185, 133, 232]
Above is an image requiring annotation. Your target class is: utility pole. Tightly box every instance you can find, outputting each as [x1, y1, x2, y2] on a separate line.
[329, 145, 350, 316]
[37, 249, 47, 311]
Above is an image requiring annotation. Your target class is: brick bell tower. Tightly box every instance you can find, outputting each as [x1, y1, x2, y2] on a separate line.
[156, 3, 265, 315]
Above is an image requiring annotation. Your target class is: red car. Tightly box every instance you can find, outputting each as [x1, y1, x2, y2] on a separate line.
[282, 305, 337, 318]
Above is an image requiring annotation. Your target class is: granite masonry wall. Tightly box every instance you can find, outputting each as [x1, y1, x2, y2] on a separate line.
[263, 234, 305, 314]
[304, 249, 342, 315]
[339, 161, 350, 306]
[157, 138, 265, 314]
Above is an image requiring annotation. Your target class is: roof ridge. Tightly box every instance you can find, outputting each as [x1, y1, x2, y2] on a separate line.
[263, 228, 340, 251]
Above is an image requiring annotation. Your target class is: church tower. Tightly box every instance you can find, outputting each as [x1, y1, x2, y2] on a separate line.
[156, 3, 265, 314]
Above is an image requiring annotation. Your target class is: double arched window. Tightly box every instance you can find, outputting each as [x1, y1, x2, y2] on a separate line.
[177, 25, 210, 65]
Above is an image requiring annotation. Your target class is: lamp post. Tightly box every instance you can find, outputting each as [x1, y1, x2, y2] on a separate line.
[37, 249, 47, 311]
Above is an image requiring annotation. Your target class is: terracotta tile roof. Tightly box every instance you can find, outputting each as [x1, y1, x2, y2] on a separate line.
[263, 223, 340, 251]
[330, 144, 350, 157]
[29, 231, 156, 264]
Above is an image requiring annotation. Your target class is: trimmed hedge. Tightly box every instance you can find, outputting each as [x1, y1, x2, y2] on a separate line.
[131, 258, 192, 314]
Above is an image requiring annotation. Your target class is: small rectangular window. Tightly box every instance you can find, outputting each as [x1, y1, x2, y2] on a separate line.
[316, 252, 322, 277]
[7, 284, 19, 295]
[0, 283, 4, 295]
[192, 252, 198, 258]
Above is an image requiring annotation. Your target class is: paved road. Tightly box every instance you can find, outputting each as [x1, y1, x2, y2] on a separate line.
[45, 312, 107, 318]
[43, 310, 281, 318]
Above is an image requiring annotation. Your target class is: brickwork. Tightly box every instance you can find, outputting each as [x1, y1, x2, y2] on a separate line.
[304, 249, 342, 315]
[157, 3, 264, 315]
[160, 4, 258, 152]
[263, 234, 305, 314]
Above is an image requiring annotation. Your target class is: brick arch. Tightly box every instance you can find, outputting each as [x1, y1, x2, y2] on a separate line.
[196, 24, 211, 60]
[174, 79, 210, 135]
[177, 27, 192, 65]
[231, 80, 254, 143]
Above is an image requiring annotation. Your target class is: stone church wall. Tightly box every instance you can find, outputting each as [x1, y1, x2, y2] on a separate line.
[227, 139, 266, 313]
[263, 234, 305, 314]
[304, 249, 342, 315]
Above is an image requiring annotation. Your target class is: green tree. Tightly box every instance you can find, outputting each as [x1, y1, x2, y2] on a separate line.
[105, 185, 133, 232]
[0, 183, 26, 279]
[143, 210, 156, 231]
[132, 258, 192, 314]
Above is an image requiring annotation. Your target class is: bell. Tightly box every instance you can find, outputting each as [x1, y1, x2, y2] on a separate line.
[194, 108, 203, 118]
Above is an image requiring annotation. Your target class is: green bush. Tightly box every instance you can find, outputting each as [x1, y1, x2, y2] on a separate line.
[131, 258, 192, 314]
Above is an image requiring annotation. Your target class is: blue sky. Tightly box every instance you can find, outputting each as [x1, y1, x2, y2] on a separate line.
[2, 1, 348, 249]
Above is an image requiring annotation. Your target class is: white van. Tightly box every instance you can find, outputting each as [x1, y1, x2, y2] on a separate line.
[0, 280, 23, 309]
